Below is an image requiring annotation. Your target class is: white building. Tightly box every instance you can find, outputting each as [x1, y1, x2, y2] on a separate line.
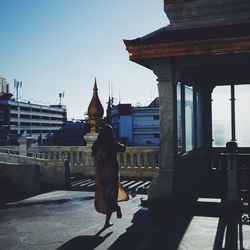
[0, 82, 67, 145]
[111, 98, 160, 146]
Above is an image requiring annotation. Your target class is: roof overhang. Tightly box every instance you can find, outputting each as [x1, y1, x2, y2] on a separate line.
[124, 23, 250, 68]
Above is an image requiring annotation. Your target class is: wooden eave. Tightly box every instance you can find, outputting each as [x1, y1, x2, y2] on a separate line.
[124, 23, 250, 64]
[125, 36, 250, 62]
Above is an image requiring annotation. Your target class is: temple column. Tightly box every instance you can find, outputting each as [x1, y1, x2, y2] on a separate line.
[148, 62, 176, 200]
[199, 83, 214, 148]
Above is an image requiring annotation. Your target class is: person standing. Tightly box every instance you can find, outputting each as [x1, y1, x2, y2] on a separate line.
[92, 124, 127, 228]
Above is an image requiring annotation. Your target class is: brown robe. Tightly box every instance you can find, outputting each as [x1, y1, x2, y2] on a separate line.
[94, 142, 126, 214]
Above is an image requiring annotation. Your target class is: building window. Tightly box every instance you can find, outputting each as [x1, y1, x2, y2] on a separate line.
[153, 115, 159, 120]
[176, 82, 201, 154]
[235, 84, 250, 146]
[212, 84, 250, 147]
[212, 86, 231, 147]
[177, 82, 183, 153]
[185, 86, 194, 151]
[195, 91, 203, 148]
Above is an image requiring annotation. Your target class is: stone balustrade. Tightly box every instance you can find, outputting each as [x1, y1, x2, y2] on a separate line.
[0, 151, 66, 189]
[28, 145, 159, 178]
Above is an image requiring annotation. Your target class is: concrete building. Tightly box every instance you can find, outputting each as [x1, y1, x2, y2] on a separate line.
[0, 77, 9, 93]
[111, 98, 160, 146]
[124, 0, 250, 202]
[133, 98, 160, 146]
[45, 120, 86, 146]
[0, 81, 67, 145]
[111, 103, 133, 145]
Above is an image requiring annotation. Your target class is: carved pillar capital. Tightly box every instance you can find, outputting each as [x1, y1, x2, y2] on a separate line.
[151, 62, 173, 83]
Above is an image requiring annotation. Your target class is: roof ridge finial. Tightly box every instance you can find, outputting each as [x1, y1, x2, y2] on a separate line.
[94, 78, 97, 92]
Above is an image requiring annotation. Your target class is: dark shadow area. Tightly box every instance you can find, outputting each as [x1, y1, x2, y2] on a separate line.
[0, 176, 28, 206]
[1, 196, 94, 209]
[57, 231, 112, 250]
[0, 191, 33, 208]
[108, 205, 247, 250]
[172, 148, 222, 200]
[108, 208, 193, 250]
[213, 215, 243, 250]
[0, 176, 75, 207]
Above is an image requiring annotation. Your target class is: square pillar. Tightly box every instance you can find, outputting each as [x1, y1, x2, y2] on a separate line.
[199, 84, 214, 148]
[148, 62, 176, 200]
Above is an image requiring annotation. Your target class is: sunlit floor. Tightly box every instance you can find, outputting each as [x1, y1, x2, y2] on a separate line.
[0, 191, 249, 250]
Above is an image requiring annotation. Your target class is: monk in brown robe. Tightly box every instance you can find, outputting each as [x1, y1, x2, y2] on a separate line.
[92, 124, 127, 228]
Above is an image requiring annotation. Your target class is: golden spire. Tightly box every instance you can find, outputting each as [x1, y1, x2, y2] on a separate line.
[87, 78, 104, 133]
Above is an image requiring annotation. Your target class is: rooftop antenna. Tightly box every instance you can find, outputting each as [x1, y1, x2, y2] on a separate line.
[14, 78, 22, 102]
[108, 82, 114, 105]
[108, 81, 111, 101]
[59, 91, 65, 105]
[111, 84, 114, 105]
[119, 90, 121, 104]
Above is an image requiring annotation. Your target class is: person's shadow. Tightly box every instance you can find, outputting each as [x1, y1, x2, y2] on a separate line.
[107, 208, 193, 250]
[57, 229, 112, 250]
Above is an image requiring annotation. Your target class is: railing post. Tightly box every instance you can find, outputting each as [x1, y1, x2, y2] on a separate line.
[79, 152, 83, 165]
[64, 160, 71, 188]
[127, 154, 131, 167]
[225, 141, 239, 203]
[137, 154, 141, 167]
[123, 152, 128, 168]
[226, 153, 239, 202]
[144, 153, 149, 168]
[77, 152, 81, 165]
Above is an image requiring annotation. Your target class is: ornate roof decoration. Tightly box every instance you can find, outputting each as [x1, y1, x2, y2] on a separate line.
[87, 78, 104, 133]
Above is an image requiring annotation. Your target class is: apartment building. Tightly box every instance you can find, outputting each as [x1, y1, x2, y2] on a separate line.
[0, 78, 67, 145]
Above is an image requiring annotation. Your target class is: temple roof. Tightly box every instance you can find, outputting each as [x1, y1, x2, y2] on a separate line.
[124, 23, 250, 46]
[124, 0, 250, 68]
[164, 0, 188, 4]
[124, 22, 250, 66]
[88, 78, 104, 117]
[87, 78, 104, 133]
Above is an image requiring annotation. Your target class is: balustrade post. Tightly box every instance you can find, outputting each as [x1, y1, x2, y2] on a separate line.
[90, 153, 94, 167]
[123, 152, 128, 168]
[133, 154, 137, 167]
[137, 154, 140, 167]
[140, 154, 144, 167]
[79, 152, 83, 165]
[144, 153, 149, 168]
[50, 152, 54, 160]
[77, 152, 80, 165]
[128, 154, 131, 167]
[58, 152, 62, 161]
[68, 152, 70, 164]
[83, 152, 86, 166]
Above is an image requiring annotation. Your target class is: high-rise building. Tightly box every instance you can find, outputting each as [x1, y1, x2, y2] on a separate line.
[0, 77, 10, 95]
[0, 79, 67, 145]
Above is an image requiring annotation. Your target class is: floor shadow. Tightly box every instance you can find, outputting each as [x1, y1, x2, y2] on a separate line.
[57, 231, 112, 250]
[108, 208, 193, 250]
[213, 215, 244, 250]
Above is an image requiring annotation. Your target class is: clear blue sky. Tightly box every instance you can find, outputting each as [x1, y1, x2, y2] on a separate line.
[0, 0, 167, 119]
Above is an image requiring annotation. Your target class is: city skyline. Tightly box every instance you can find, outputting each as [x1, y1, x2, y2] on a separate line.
[0, 0, 167, 120]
